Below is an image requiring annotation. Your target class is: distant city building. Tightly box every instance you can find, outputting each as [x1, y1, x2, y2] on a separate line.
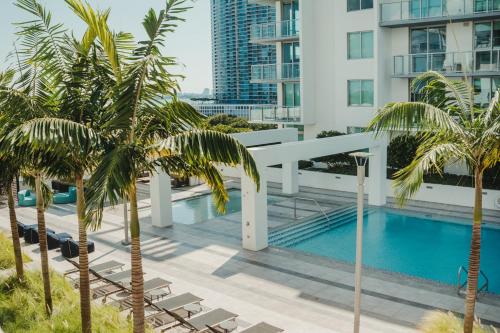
[210, 0, 277, 105]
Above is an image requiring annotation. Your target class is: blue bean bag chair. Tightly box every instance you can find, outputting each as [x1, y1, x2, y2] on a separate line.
[53, 186, 77, 204]
[18, 190, 36, 207]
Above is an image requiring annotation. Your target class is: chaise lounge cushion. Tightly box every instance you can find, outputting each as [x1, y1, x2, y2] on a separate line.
[24, 225, 55, 244]
[60, 239, 95, 258]
[47, 232, 73, 250]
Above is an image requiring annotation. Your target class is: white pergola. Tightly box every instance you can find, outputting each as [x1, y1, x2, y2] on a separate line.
[149, 129, 388, 252]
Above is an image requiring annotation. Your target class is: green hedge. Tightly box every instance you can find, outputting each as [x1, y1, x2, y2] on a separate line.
[0, 270, 146, 332]
[0, 232, 30, 270]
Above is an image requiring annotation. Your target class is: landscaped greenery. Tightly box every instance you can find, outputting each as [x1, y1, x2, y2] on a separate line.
[203, 114, 276, 133]
[0, 270, 143, 333]
[419, 311, 497, 333]
[0, 232, 30, 270]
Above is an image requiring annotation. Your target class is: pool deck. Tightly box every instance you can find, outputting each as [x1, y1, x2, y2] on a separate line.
[1, 180, 499, 333]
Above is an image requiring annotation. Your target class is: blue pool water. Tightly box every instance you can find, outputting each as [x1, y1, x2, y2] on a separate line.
[173, 190, 282, 224]
[287, 208, 500, 293]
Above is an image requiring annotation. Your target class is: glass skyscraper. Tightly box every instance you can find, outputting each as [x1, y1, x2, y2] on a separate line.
[210, 0, 277, 104]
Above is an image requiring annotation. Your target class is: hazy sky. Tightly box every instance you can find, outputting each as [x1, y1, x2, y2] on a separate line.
[0, 0, 212, 93]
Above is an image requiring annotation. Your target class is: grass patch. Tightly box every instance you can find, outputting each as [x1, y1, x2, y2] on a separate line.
[0, 232, 31, 270]
[419, 311, 498, 333]
[0, 270, 139, 332]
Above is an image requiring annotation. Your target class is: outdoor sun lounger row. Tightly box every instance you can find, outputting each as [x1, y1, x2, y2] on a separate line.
[66, 259, 283, 333]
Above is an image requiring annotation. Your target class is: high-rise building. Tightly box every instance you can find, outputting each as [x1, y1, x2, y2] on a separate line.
[210, 0, 277, 104]
[249, 0, 500, 139]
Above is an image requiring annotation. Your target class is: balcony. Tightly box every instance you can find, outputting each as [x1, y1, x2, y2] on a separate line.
[250, 106, 302, 123]
[251, 63, 300, 83]
[250, 19, 299, 44]
[393, 51, 500, 77]
[380, 0, 500, 27]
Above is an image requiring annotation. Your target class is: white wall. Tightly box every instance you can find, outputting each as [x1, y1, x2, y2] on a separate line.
[220, 166, 500, 211]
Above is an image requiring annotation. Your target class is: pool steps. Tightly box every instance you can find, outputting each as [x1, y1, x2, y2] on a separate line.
[269, 206, 373, 247]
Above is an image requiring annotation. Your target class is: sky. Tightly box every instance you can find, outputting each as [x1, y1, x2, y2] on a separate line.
[0, 0, 212, 94]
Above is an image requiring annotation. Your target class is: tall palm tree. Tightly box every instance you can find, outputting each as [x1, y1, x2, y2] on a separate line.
[0, 71, 25, 281]
[367, 71, 499, 333]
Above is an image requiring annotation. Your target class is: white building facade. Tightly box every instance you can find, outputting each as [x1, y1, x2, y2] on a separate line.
[249, 0, 500, 139]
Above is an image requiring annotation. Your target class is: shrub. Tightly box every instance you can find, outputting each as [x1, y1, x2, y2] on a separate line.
[0, 270, 146, 332]
[387, 135, 419, 170]
[298, 160, 313, 169]
[0, 232, 30, 270]
[419, 311, 497, 333]
[210, 124, 251, 134]
[312, 131, 356, 169]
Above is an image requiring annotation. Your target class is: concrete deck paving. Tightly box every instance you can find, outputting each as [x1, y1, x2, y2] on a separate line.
[1, 180, 499, 333]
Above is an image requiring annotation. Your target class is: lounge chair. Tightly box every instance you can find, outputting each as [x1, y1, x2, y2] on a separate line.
[91, 270, 132, 300]
[154, 293, 203, 313]
[47, 232, 72, 250]
[64, 260, 124, 277]
[115, 277, 172, 310]
[53, 186, 77, 204]
[18, 189, 36, 207]
[239, 322, 284, 333]
[24, 225, 55, 244]
[60, 239, 95, 258]
[163, 308, 238, 333]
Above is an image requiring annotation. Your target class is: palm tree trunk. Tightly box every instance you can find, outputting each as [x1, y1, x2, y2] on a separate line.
[76, 173, 92, 333]
[463, 169, 483, 333]
[129, 181, 145, 333]
[35, 174, 53, 315]
[7, 180, 24, 280]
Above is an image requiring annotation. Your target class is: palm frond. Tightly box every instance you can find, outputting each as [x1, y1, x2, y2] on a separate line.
[152, 130, 260, 190]
[368, 101, 466, 137]
[393, 141, 467, 206]
[412, 71, 473, 115]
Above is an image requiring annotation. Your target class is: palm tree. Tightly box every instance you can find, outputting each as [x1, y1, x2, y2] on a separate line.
[0, 71, 25, 281]
[367, 71, 499, 333]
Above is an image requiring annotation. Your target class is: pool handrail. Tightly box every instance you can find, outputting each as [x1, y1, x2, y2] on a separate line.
[293, 197, 332, 225]
[457, 265, 489, 296]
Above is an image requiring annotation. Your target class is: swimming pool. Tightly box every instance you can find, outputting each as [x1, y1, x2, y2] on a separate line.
[271, 207, 500, 294]
[173, 189, 283, 224]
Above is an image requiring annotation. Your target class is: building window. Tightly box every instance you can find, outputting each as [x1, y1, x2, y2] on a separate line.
[284, 83, 301, 107]
[348, 31, 374, 59]
[475, 0, 500, 12]
[347, 0, 373, 11]
[282, 42, 300, 63]
[474, 21, 500, 71]
[348, 80, 374, 106]
[410, 26, 446, 72]
[347, 126, 366, 134]
[409, 0, 445, 19]
[473, 77, 500, 107]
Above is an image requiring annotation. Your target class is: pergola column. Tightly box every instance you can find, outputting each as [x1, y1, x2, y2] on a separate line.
[150, 169, 173, 228]
[282, 161, 299, 194]
[241, 164, 268, 251]
[368, 137, 388, 206]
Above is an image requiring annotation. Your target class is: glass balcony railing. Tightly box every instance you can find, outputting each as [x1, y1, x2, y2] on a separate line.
[380, 0, 500, 25]
[393, 51, 500, 76]
[251, 63, 300, 82]
[250, 19, 299, 42]
[250, 106, 302, 123]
